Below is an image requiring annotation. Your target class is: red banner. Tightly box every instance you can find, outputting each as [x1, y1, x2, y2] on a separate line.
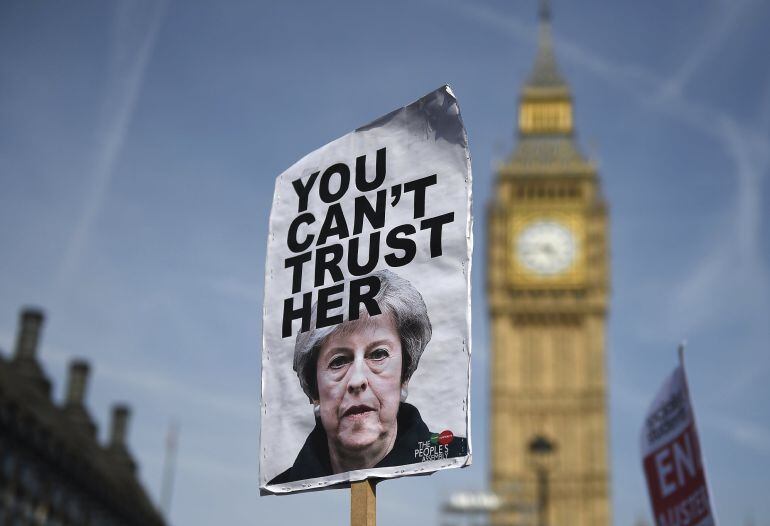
[640, 355, 716, 526]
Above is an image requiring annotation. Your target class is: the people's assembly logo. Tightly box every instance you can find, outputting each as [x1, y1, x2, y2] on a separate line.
[415, 430, 454, 462]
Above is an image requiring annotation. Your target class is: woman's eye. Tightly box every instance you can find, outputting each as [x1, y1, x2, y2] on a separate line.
[328, 356, 350, 369]
[369, 348, 389, 361]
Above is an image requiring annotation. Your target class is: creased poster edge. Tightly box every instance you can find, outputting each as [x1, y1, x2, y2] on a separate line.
[447, 82, 474, 463]
[261, 454, 472, 496]
[259, 173, 285, 488]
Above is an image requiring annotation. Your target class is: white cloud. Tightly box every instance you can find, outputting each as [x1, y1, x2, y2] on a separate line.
[209, 275, 263, 304]
[7, 334, 257, 424]
[703, 411, 770, 457]
[655, 0, 758, 101]
[82, 355, 257, 423]
[54, 1, 168, 292]
[669, 115, 769, 338]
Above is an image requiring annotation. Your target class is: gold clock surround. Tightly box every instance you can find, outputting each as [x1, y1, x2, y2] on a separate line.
[508, 213, 586, 288]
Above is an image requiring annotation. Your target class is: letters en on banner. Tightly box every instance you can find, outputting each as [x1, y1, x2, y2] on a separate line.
[640, 358, 716, 526]
[260, 86, 472, 495]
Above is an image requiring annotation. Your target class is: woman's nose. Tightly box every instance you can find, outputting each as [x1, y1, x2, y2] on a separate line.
[347, 358, 369, 394]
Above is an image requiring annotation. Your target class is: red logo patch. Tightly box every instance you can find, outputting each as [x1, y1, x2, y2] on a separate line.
[438, 430, 454, 445]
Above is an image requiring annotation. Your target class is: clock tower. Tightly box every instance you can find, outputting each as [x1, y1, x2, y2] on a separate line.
[487, 2, 611, 525]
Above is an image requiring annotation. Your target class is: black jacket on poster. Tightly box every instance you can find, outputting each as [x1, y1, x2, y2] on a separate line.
[268, 402, 468, 486]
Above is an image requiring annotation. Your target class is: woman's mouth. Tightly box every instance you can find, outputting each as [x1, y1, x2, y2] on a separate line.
[342, 405, 376, 419]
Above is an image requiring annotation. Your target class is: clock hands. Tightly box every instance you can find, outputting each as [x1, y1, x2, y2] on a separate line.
[540, 243, 556, 257]
[521, 242, 557, 258]
[516, 220, 576, 275]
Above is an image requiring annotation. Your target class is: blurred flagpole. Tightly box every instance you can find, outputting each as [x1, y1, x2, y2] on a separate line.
[160, 420, 179, 519]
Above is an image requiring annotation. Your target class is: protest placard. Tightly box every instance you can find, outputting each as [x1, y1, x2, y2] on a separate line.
[641, 349, 716, 526]
[260, 85, 472, 495]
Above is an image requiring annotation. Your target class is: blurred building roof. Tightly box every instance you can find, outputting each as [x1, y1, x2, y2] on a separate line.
[0, 307, 166, 526]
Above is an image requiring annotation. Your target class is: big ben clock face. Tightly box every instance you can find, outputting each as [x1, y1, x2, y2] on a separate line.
[515, 220, 577, 276]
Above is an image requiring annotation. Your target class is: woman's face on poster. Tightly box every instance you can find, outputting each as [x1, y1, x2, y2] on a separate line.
[315, 314, 403, 452]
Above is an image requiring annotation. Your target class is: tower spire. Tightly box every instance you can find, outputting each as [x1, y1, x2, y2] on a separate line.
[513, 0, 586, 152]
[539, 0, 551, 22]
[528, 0, 566, 88]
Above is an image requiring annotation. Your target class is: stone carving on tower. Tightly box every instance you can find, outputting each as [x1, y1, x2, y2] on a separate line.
[487, 1, 611, 525]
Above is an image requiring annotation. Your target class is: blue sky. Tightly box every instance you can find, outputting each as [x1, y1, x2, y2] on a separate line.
[1, 1, 769, 525]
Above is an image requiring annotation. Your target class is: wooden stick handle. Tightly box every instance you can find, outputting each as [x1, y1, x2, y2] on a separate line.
[351, 479, 377, 526]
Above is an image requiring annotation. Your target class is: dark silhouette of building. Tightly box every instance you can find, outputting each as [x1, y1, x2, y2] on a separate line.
[0, 308, 166, 526]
